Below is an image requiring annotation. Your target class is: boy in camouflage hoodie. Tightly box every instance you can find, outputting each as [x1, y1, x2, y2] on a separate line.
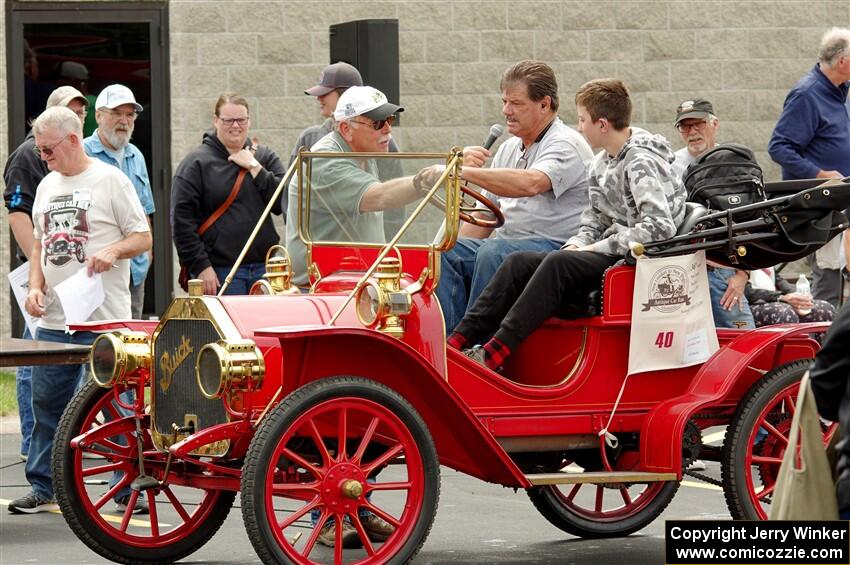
[448, 78, 686, 372]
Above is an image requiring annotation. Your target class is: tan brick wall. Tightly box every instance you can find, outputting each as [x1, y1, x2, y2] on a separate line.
[164, 0, 848, 178]
[2, 0, 848, 336]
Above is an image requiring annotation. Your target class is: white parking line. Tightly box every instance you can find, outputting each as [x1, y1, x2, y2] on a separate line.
[703, 430, 726, 445]
[681, 480, 722, 491]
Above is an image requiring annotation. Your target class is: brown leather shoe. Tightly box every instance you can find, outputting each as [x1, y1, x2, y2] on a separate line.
[361, 514, 395, 542]
[317, 520, 361, 549]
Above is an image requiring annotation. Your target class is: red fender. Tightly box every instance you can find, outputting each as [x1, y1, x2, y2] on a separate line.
[169, 420, 252, 463]
[640, 323, 827, 475]
[255, 325, 529, 488]
[70, 415, 142, 450]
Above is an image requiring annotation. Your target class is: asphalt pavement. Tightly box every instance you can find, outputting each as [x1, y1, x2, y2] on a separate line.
[0, 425, 732, 565]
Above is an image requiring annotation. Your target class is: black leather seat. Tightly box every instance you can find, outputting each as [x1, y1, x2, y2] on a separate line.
[676, 201, 709, 236]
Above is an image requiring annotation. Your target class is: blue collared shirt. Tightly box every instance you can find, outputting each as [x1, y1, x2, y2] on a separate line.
[768, 64, 850, 180]
[84, 131, 155, 286]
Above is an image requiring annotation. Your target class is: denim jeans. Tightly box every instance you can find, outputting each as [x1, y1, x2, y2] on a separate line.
[16, 326, 34, 457]
[708, 268, 755, 329]
[311, 476, 376, 526]
[104, 390, 136, 501]
[213, 263, 266, 295]
[26, 328, 97, 500]
[436, 237, 561, 332]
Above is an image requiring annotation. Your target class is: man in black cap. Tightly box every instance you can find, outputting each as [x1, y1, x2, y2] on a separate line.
[289, 62, 364, 165]
[290, 62, 404, 230]
[672, 98, 755, 331]
[672, 98, 720, 177]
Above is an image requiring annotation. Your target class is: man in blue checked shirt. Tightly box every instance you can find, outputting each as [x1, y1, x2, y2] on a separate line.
[84, 84, 154, 318]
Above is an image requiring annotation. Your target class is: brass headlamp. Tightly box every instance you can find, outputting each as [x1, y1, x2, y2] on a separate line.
[355, 256, 412, 338]
[195, 339, 265, 399]
[90, 331, 152, 388]
[250, 245, 300, 295]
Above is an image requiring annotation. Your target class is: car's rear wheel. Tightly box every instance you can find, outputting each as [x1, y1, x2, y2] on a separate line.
[53, 380, 235, 564]
[721, 359, 834, 520]
[241, 376, 440, 565]
[528, 468, 679, 538]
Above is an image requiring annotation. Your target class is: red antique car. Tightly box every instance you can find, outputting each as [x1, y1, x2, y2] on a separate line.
[52, 149, 849, 564]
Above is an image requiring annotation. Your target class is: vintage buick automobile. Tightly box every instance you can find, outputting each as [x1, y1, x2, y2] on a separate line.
[52, 148, 849, 564]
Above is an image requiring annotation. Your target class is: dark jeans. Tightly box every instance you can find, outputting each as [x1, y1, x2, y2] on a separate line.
[455, 250, 619, 351]
[26, 328, 97, 500]
[17, 326, 34, 457]
[212, 263, 265, 295]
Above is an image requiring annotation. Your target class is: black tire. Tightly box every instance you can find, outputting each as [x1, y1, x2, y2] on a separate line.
[722, 359, 817, 520]
[241, 376, 440, 565]
[52, 380, 236, 564]
[528, 478, 679, 538]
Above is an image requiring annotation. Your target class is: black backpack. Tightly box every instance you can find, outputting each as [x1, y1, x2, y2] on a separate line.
[683, 143, 765, 220]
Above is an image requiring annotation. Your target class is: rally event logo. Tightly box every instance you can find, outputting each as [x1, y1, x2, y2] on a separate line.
[41, 194, 91, 267]
[642, 266, 691, 312]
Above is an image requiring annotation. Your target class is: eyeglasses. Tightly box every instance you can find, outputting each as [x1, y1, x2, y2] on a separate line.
[33, 135, 70, 157]
[676, 120, 708, 133]
[350, 115, 395, 130]
[73, 109, 87, 120]
[218, 117, 249, 127]
[105, 109, 138, 121]
[516, 148, 530, 170]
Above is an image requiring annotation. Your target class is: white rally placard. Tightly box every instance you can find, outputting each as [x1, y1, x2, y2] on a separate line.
[628, 250, 719, 375]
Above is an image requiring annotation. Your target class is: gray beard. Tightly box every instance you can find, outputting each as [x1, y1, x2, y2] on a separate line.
[102, 127, 132, 150]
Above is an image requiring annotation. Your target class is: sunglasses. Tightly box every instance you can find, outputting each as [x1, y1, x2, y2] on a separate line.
[33, 135, 70, 157]
[351, 115, 396, 130]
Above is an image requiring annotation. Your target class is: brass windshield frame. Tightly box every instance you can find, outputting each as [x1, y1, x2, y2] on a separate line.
[293, 149, 463, 309]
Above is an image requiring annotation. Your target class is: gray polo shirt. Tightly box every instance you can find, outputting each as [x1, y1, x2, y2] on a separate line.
[286, 131, 385, 285]
[481, 118, 593, 243]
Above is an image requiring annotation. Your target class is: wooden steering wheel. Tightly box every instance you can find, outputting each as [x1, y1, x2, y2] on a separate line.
[429, 183, 505, 228]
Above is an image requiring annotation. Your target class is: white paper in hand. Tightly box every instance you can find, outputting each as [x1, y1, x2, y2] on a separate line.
[54, 268, 105, 325]
[7, 262, 38, 336]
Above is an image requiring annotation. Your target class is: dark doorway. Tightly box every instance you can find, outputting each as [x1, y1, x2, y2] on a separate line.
[6, 2, 171, 331]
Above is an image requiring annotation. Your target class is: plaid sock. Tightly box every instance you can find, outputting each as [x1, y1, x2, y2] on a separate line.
[447, 332, 467, 350]
[482, 337, 511, 371]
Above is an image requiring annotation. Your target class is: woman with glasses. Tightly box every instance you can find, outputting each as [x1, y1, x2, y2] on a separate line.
[171, 92, 286, 295]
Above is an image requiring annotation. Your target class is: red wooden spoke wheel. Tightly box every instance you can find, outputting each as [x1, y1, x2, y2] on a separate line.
[722, 359, 835, 520]
[241, 377, 439, 565]
[528, 459, 679, 538]
[52, 380, 235, 564]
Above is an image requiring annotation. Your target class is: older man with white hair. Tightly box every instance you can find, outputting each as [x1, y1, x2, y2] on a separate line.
[769, 27, 850, 307]
[8, 106, 151, 515]
[285, 85, 435, 289]
[3, 85, 89, 463]
[84, 84, 154, 318]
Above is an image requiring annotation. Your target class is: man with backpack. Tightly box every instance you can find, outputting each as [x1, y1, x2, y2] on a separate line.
[673, 98, 755, 330]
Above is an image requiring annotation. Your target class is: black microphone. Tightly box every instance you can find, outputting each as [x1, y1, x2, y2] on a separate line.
[483, 124, 505, 150]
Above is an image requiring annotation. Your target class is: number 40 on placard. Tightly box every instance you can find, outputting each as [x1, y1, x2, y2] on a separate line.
[654, 331, 674, 348]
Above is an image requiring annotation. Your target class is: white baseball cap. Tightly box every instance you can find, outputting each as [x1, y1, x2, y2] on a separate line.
[333, 86, 403, 122]
[95, 84, 143, 112]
